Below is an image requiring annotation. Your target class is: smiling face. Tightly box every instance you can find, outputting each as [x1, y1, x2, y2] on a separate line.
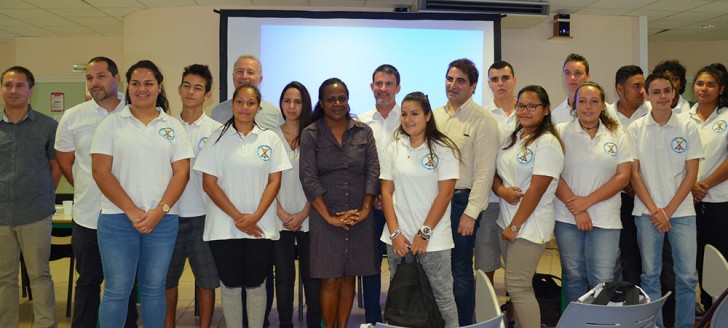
[446, 67, 476, 108]
[487, 66, 516, 100]
[562, 61, 590, 95]
[232, 58, 262, 88]
[178, 73, 211, 109]
[575, 85, 605, 127]
[232, 86, 260, 126]
[694, 72, 724, 107]
[370, 71, 400, 108]
[127, 68, 160, 110]
[280, 87, 303, 122]
[321, 83, 349, 122]
[400, 99, 430, 139]
[516, 91, 549, 133]
[86, 61, 120, 103]
[1, 71, 33, 109]
[646, 78, 675, 112]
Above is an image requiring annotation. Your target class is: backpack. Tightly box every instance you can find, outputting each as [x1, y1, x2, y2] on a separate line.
[384, 257, 445, 328]
[579, 281, 650, 306]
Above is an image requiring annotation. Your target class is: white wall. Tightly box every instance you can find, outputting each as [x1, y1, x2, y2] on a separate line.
[649, 40, 728, 85]
[15, 36, 123, 80]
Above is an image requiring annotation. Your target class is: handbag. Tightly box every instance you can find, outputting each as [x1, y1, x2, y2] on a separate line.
[384, 255, 445, 328]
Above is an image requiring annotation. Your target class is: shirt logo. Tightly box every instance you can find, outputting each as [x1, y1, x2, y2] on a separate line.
[516, 148, 534, 165]
[603, 142, 617, 157]
[421, 153, 439, 170]
[712, 120, 727, 133]
[159, 128, 175, 140]
[671, 137, 687, 153]
[197, 137, 209, 150]
[257, 145, 272, 161]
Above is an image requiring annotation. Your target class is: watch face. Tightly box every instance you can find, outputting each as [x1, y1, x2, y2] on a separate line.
[510, 225, 518, 232]
[422, 226, 432, 235]
[162, 204, 170, 212]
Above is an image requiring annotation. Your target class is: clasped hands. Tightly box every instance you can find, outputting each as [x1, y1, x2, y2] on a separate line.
[563, 195, 594, 232]
[235, 213, 264, 238]
[325, 208, 370, 230]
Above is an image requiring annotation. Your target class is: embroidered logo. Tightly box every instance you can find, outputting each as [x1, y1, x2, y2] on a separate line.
[159, 128, 175, 140]
[671, 137, 687, 153]
[603, 142, 617, 157]
[712, 120, 727, 133]
[197, 137, 209, 150]
[516, 148, 534, 165]
[257, 145, 272, 161]
[421, 153, 439, 170]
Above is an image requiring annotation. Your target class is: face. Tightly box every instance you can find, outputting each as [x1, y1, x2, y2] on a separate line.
[178, 74, 211, 109]
[575, 86, 604, 126]
[1, 71, 33, 108]
[562, 61, 590, 94]
[232, 58, 262, 88]
[487, 66, 516, 100]
[232, 87, 260, 124]
[321, 83, 349, 121]
[370, 72, 400, 108]
[127, 68, 160, 109]
[646, 78, 675, 111]
[400, 100, 430, 138]
[617, 74, 646, 108]
[86, 61, 120, 103]
[664, 70, 682, 95]
[515, 91, 549, 131]
[446, 67, 476, 106]
[280, 87, 303, 121]
[694, 72, 724, 106]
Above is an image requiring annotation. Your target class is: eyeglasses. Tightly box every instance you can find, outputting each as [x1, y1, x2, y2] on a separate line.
[515, 103, 545, 111]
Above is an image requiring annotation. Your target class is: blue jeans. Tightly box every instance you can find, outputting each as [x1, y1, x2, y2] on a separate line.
[635, 215, 697, 328]
[97, 213, 178, 328]
[363, 207, 385, 323]
[450, 191, 480, 326]
[554, 221, 620, 302]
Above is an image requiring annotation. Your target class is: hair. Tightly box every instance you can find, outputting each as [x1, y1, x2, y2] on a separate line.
[504, 85, 561, 150]
[215, 83, 262, 144]
[652, 60, 687, 94]
[311, 77, 350, 122]
[395, 91, 461, 161]
[693, 64, 728, 109]
[488, 60, 515, 77]
[235, 54, 262, 75]
[2, 66, 35, 88]
[279, 81, 313, 149]
[562, 53, 590, 75]
[448, 58, 479, 87]
[181, 64, 213, 92]
[124, 60, 169, 112]
[87, 57, 119, 76]
[615, 65, 644, 87]
[572, 81, 619, 132]
[372, 64, 400, 86]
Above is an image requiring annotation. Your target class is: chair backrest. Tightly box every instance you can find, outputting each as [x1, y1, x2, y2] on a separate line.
[375, 313, 505, 328]
[703, 244, 728, 299]
[475, 269, 503, 327]
[556, 292, 671, 328]
[710, 293, 728, 328]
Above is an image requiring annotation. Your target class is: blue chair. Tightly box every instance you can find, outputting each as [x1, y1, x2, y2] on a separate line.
[556, 292, 670, 328]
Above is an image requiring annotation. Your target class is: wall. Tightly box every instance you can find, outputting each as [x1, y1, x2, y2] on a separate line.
[0, 42, 16, 106]
[15, 36, 123, 80]
[648, 40, 728, 84]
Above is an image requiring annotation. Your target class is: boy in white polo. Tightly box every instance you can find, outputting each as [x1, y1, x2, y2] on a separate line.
[627, 73, 702, 328]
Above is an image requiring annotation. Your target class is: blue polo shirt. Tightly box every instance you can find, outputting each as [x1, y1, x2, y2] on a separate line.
[0, 106, 58, 226]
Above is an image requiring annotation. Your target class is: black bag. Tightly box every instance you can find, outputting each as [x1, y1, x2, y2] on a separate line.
[384, 257, 445, 328]
[592, 281, 643, 306]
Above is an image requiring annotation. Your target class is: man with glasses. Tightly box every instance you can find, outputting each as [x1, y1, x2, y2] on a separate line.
[551, 53, 591, 125]
[433, 58, 499, 326]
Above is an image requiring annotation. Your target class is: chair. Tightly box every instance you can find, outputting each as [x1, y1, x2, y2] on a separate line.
[475, 269, 504, 327]
[556, 291, 671, 328]
[703, 244, 728, 301]
[710, 292, 728, 328]
[375, 313, 504, 328]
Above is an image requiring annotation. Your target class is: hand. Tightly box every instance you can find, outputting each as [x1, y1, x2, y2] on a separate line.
[574, 211, 593, 232]
[235, 213, 264, 237]
[692, 181, 708, 203]
[374, 195, 383, 211]
[336, 209, 360, 226]
[282, 211, 307, 231]
[392, 234, 412, 257]
[502, 226, 517, 243]
[457, 214, 476, 236]
[500, 186, 524, 205]
[623, 183, 635, 198]
[565, 196, 591, 215]
[649, 208, 672, 233]
[411, 234, 429, 255]
[353, 206, 371, 226]
[125, 207, 145, 226]
[134, 207, 164, 234]
[324, 213, 350, 230]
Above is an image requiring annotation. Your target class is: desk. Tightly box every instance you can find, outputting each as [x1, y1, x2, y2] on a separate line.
[52, 205, 72, 229]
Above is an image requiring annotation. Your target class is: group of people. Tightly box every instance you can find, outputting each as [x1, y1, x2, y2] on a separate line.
[1, 51, 726, 328]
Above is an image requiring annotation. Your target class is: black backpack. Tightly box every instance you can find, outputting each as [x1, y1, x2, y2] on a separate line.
[384, 257, 445, 328]
[592, 281, 643, 306]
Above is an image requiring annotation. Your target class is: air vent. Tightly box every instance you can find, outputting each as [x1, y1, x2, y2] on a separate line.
[414, 0, 549, 15]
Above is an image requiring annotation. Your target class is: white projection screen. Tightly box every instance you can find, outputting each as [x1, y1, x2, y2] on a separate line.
[220, 10, 501, 116]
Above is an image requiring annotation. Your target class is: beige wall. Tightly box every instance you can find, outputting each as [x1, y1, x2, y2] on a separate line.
[648, 40, 728, 85]
[15, 36, 123, 80]
[0, 42, 15, 72]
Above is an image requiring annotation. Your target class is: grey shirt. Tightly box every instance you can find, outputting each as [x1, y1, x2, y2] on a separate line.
[210, 98, 284, 130]
[0, 106, 58, 226]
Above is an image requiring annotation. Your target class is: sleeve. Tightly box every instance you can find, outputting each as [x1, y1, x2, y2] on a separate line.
[193, 131, 219, 177]
[436, 143, 459, 181]
[269, 131, 292, 173]
[532, 134, 564, 179]
[464, 115, 500, 219]
[90, 115, 114, 155]
[54, 110, 75, 152]
[379, 141, 395, 181]
[299, 127, 326, 201]
[685, 122, 704, 161]
[363, 126, 380, 196]
[615, 129, 633, 164]
[171, 121, 194, 162]
[46, 118, 58, 160]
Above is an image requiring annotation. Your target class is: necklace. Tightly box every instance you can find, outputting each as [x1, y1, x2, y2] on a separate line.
[579, 121, 598, 131]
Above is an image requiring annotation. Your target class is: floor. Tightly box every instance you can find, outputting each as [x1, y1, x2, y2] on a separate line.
[18, 239, 563, 328]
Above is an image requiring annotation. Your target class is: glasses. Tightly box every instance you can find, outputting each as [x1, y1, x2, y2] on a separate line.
[515, 103, 545, 111]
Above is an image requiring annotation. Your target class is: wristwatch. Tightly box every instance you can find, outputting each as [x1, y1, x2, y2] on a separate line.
[509, 224, 520, 232]
[418, 226, 432, 240]
[159, 202, 170, 214]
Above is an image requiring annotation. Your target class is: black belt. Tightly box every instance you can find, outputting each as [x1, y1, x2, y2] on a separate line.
[454, 188, 471, 194]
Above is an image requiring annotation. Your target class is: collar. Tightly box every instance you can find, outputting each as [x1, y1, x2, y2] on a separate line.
[398, 135, 427, 151]
[646, 109, 677, 127]
[179, 111, 208, 127]
[444, 97, 475, 115]
[224, 124, 263, 138]
[93, 92, 125, 114]
[570, 119, 608, 137]
[119, 105, 169, 121]
[372, 104, 401, 120]
[1, 105, 33, 123]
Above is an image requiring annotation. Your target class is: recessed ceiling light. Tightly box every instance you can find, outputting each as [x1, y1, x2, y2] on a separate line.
[698, 24, 716, 29]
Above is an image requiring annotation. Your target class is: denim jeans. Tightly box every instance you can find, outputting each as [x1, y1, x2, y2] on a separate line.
[554, 221, 620, 302]
[97, 213, 178, 328]
[363, 207, 385, 323]
[635, 215, 697, 328]
[449, 191, 481, 326]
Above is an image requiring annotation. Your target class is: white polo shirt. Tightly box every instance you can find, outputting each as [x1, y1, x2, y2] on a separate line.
[683, 105, 728, 203]
[54, 93, 125, 229]
[272, 127, 310, 232]
[627, 112, 703, 217]
[554, 121, 633, 229]
[379, 136, 459, 251]
[194, 126, 291, 241]
[484, 100, 518, 203]
[550, 98, 575, 126]
[358, 104, 401, 165]
[496, 132, 564, 244]
[606, 100, 651, 129]
[90, 105, 194, 215]
[175, 113, 221, 218]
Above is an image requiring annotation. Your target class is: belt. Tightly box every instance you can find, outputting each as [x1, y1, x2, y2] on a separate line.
[454, 188, 471, 194]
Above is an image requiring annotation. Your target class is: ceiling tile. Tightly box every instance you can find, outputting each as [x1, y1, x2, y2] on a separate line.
[251, 0, 308, 5]
[47, 8, 108, 18]
[138, 0, 197, 6]
[626, 9, 676, 20]
[193, 0, 253, 4]
[691, 1, 728, 13]
[22, 17, 78, 26]
[0, 8, 57, 18]
[99, 7, 145, 18]
[23, 0, 94, 9]
[84, 0, 146, 9]
[0, 0, 34, 9]
[70, 17, 122, 26]
[572, 7, 630, 15]
[659, 10, 725, 22]
[364, 0, 414, 7]
[309, 0, 366, 7]
[0, 17, 33, 28]
[45, 25, 96, 34]
[590, 0, 658, 10]
[640, 0, 711, 12]
[2, 25, 55, 36]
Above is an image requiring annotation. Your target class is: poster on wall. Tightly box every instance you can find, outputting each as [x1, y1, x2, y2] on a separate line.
[50, 92, 64, 113]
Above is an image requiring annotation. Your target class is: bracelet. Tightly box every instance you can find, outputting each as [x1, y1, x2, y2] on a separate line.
[417, 229, 431, 241]
[660, 208, 668, 222]
[390, 229, 401, 240]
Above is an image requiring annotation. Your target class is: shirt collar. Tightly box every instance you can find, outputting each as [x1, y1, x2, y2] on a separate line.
[646, 110, 678, 127]
[444, 97, 475, 115]
[372, 104, 401, 120]
[1, 105, 32, 123]
[93, 92, 125, 114]
[119, 105, 168, 122]
[178, 111, 208, 127]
